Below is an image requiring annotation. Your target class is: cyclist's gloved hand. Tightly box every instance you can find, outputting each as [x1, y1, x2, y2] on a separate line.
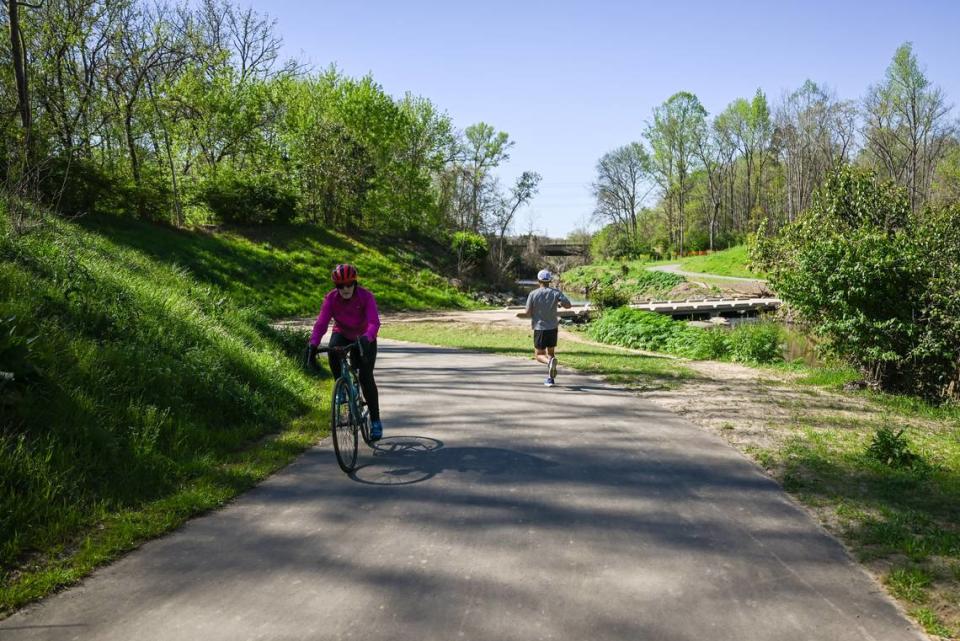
[357, 335, 370, 361]
[305, 343, 319, 370]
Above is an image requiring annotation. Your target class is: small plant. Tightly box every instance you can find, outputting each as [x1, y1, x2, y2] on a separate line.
[885, 566, 932, 602]
[866, 425, 921, 469]
[910, 608, 952, 638]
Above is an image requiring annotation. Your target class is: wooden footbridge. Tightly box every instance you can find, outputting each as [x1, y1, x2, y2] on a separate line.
[557, 296, 782, 322]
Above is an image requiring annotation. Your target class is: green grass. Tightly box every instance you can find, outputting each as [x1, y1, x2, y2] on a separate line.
[766, 388, 960, 637]
[380, 322, 694, 390]
[0, 214, 339, 614]
[676, 245, 766, 279]
[80, 216, 480, 317]
[562, 261, 684, 301]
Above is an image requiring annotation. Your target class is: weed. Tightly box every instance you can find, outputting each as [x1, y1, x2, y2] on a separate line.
[886, 566, 932, 602]
[866, 425, 923, 469]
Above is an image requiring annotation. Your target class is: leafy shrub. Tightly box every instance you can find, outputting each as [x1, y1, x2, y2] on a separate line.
[588, 283, 629, 310]
[199, 172, 297, 225]
[564, 262, 683, 302]
[587, 308, 786, 364]
[589, 308, 691, 353]
[728, 322, 784, 364]
[450, 231, 488, 262]
[866, 426, 922, 469]
[37, 157, 115, 217]
[691, 328, 731, 360]
[753, 167, 960, 399]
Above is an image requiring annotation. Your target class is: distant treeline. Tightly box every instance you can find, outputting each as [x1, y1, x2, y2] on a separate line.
[1, 0, 537, 248]
[590, 43, 959, 259]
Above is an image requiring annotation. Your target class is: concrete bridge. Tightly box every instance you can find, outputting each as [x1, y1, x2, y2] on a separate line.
[506, 238, 589, 256]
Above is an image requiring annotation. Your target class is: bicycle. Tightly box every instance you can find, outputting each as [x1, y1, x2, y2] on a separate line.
[316, 341, 373, 473]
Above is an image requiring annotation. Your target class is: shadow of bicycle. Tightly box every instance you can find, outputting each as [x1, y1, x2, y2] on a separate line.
[350, 436, 558, 486]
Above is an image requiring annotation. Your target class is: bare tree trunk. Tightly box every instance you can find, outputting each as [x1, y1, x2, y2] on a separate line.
[7, 0, 33, 156]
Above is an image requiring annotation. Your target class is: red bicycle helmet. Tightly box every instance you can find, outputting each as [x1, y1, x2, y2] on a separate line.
[331, 263, 358, 285]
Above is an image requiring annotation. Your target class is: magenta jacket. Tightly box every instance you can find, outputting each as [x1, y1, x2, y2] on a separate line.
[309, 286, 381, 346]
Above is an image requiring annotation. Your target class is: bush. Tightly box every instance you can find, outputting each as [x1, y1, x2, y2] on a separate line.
[451, 231, 488, 262]
[728, 322, 784, 364]
[564, 262, 684, 302]
[753, 166, 960, 399]
[866, 426, 922, 469]
[589, 308, 693, 353]
[199, 171, 297, 225]
[37, 157, 115, 217]
[691, 328, 731, 360]
[588, 282, 629, 310]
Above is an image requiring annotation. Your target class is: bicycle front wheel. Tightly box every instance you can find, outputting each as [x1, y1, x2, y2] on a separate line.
[331, 378, 358, 473]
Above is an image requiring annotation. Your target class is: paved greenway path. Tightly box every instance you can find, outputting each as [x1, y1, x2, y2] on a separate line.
[1, 341, 926, 641]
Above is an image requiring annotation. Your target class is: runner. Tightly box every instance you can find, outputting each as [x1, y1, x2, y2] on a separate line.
[518, 269, 572, 386]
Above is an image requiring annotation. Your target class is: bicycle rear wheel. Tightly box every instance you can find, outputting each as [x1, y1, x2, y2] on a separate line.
[331, 378, 358, 473]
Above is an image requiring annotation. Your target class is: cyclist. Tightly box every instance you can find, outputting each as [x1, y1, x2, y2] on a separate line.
[519, 269, 572, 386]
[306, 263, 384, 440]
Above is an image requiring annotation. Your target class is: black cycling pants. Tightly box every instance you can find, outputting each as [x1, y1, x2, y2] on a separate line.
[328, 332, 380, 421]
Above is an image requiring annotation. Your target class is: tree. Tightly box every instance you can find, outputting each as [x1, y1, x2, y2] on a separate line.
[774, 80, 857, 224]
[590, 142, 652, 239]
[721, 90, 772, 229]
[6, 0, 42, 160]
[645, 91, 707, 255]
[862, 42, 954, 212]
[490, 170, 541, 277]
[461, 122, 512, 232]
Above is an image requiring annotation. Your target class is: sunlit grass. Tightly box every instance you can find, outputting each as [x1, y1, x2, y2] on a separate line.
[0, 216, 331, 614]
[676, 245, 766, 279]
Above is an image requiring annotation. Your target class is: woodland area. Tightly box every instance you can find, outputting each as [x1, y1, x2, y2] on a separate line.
[4, 2, 957, 269]
[589, 43, 959, 258]
[1, 0, 538, 268]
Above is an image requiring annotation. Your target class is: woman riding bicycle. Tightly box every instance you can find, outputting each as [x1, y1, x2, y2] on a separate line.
[306, 263, 384, 440]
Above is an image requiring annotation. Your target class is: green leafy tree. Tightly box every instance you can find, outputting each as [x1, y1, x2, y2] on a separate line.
[863, 42, 954, 212]
[645, 92, 707, 256]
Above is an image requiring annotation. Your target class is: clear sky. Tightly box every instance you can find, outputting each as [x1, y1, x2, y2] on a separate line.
[247, 0, 960, 238]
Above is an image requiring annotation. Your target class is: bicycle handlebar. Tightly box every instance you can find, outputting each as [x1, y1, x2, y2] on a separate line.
[315, 341, 361, 355]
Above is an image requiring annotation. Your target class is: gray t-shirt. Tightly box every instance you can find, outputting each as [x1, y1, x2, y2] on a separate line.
[525, 287, 572, 330]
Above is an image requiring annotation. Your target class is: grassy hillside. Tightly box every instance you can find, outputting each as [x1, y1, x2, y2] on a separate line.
[562, 261, 685, 301]
[0, 213, 474, 613]
[677, 245, 765, 279]
[80, 217, 480, 317]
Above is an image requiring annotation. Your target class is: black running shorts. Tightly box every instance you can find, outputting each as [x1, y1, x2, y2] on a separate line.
[533, 328, 558, 349]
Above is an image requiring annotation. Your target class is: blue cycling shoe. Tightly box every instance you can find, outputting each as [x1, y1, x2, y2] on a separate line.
[370, 419, 383, 441]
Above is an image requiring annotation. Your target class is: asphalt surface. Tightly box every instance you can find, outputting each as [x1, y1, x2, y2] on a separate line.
[1, 340, 926, 641]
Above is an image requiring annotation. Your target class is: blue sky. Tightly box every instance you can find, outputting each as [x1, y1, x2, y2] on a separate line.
[248, 0, 960, 237]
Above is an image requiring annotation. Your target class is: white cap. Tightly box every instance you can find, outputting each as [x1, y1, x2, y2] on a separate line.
[537, 269, 553, 282]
